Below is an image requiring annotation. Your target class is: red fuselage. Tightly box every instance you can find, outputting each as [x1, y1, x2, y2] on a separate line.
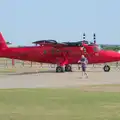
[0, 32, 120, 65]
[0, 45, 120, 65]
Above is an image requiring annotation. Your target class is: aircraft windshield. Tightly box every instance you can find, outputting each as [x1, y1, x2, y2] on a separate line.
[93, 45, 102, 52]
[97, 45, 103, 50]
[62, 40, 94, 46]
[83, 40, 94, 45]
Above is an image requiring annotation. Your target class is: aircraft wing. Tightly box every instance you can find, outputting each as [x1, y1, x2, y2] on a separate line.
[52, 43, 69, 48]
[32, 40, 68, 48]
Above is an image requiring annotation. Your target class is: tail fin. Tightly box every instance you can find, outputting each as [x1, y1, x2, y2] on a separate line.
[0, 32, 8, 48]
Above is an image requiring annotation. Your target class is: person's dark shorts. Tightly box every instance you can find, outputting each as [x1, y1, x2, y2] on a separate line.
[82, 66, 86, 72]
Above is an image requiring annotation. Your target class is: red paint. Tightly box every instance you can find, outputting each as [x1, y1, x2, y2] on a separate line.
[0, 32, 120, 66]
[12, 59, 15, 66]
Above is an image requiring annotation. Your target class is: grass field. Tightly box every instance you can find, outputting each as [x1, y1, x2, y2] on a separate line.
[0, 88, 120, 120]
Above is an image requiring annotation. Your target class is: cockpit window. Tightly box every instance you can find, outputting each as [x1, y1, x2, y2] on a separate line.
[82, 41, 94, 45]
[83, 41, 89, 44]
[93, 45, 102, 52]
[94, 46, 100, 52]
[62, 40, 94, 47]
[93, 47, 98, 52]
[98, 45, 103, 50]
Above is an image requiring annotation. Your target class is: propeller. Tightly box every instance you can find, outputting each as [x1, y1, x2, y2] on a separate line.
[93, 33, 96, 44]
[80, 33, 87, 51]
[82, 33, 88, 46]
[83, 33, 86, 41]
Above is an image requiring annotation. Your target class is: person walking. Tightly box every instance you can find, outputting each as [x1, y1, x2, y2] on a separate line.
[78, 55, 88, 78]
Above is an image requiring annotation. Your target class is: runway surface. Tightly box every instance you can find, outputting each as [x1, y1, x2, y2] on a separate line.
[0, 66, 120, 89]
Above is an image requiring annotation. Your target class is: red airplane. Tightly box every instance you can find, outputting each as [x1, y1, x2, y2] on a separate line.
[0, 32, 120, 73]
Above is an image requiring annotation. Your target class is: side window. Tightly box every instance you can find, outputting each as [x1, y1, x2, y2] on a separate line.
[51, 49, 55, 54]
[43, 50, 47, 54]
[93, 47, 98, 52]
[56, 49, 60, 53]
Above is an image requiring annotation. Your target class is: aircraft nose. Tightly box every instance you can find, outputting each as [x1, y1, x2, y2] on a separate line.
[101, 50, 120, 62]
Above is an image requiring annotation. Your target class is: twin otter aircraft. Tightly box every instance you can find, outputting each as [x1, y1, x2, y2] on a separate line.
[0, 32, 120, 72]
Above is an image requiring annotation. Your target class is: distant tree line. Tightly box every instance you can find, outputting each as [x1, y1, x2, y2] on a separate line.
[100, 45, 120, 51]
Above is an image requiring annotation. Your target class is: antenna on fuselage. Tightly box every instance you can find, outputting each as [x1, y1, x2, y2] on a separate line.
[93, 33, 96, 44]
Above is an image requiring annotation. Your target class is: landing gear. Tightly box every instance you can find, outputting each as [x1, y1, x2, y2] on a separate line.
[65, 65, 72, 72]
[103, 65, 110, 72]
[56, 65, 72, 72]
[56, 66, 64, 72]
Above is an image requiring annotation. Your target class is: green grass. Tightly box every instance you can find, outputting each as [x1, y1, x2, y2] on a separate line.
[0, 68, 16, 73]
[0, 88, 120, 120]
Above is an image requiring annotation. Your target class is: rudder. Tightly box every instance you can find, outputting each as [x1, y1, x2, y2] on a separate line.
[0, 32, 8, 48]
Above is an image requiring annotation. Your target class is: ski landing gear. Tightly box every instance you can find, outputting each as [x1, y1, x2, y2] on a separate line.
[56, 65, 72, 73]
[103, 65, 110, 72]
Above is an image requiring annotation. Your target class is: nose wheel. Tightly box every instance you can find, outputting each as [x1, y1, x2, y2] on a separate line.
[103, 65, 110, 72]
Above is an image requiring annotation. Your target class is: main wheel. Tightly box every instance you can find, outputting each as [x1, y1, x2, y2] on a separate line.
[56, 66, 64, 72]
[103, 65, 110, 72]
[65, 65, 72, 72]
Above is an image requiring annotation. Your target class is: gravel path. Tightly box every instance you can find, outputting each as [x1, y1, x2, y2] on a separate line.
[0, 66, 120, 89]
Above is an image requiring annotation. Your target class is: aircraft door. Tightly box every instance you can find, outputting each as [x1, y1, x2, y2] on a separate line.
[80, 46, 87, 55]
[80, 45, 95, 58]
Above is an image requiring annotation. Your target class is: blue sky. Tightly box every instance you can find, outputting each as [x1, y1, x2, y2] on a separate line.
[0, 0, 120, 46]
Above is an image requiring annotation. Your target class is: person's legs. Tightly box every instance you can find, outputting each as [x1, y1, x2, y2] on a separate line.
[81, 67, 85, 77]
[78, 64, 81, 70]
[82, 67, 88, 78]
[84, 72, 88, 78]
[81, 70, 84, 77]
[84, 67, 88, 78]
